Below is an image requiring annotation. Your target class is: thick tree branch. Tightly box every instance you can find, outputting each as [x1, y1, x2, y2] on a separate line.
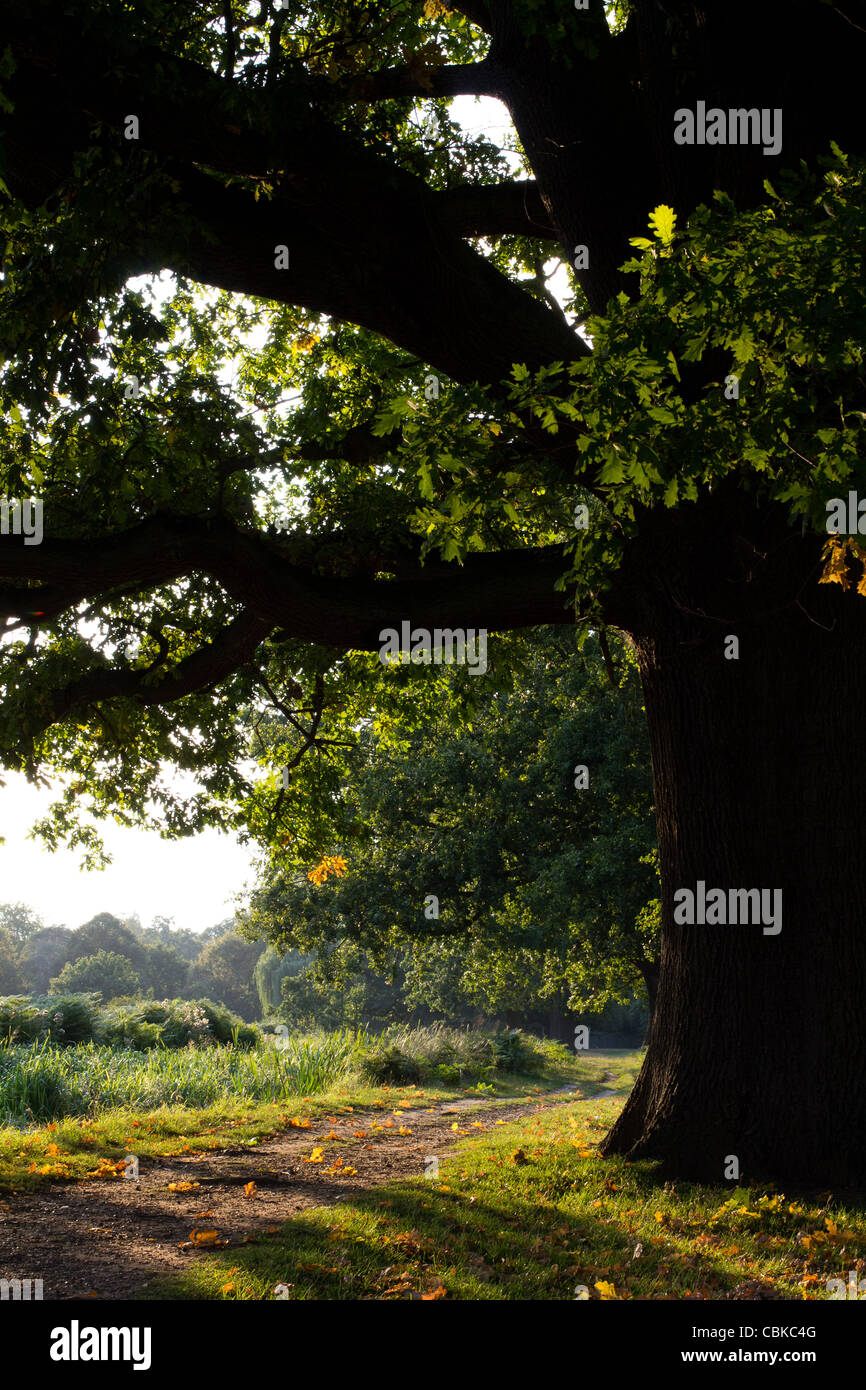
[450, 0, 494, 33]
[433, 180, 558, 239]
[2, 14, 587, 388]
[35, 610, 273, 733]
[328, 57, 502, 102]
[0, 516, 578, 650]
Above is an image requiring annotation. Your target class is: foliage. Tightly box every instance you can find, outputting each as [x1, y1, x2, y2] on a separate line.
[188, 931, 267, 1021]
[0, 902, 46, 944]
[49, 948, 142, 1001]
[248, 627, 658, 1014]
[0, 991, 255, 1048]
[0, 1028, 361, 1124]
[358, 1023, 542, 1085]
[0, 927, 24, 993]
[17, 927, 74, 993]
[0, 992, 101, 1044]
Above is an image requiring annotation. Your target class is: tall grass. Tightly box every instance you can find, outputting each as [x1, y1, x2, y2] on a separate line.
[0, 1031, 365, 1125]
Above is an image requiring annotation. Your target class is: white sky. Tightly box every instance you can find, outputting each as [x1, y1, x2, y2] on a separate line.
[0, 772, 258, 932]
[1, 97, 569, 938]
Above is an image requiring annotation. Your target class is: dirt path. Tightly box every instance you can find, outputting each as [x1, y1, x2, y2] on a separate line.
[0, 1085, 610, 1300]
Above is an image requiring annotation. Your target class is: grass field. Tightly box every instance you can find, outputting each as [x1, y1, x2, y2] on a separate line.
[0, 1030, 362, 1125]
[3, 1033, 860, 1302]
[138, 1089, 866, 1303]
[0, 1028, 617, 1192]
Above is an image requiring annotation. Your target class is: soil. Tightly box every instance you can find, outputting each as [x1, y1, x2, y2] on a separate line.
[0, 1083, 614, 1300]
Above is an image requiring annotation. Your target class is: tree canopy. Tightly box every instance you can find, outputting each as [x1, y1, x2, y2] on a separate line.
[1, 0, 860, 858]
[247, 627, 659, 1016]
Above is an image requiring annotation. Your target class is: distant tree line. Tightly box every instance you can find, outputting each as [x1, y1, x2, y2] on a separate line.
[0, 902, 647, 1043]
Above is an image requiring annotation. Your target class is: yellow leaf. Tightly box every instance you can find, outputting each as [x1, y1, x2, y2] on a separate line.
[190, 1229, 221, 1246]
[244, 1182, 257, 1198]
[594, 1280, 619, 1300]
[819, 535, 851, 590]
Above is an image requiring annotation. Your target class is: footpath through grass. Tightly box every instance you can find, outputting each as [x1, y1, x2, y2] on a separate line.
[139, 1089, 866, 1303]
[0, 1045, 628, 1193]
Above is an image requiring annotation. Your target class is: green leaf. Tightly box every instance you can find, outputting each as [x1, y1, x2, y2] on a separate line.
[648, 205, 677, 246]
[645, 406, 678, 425]
[599, 455, 625, 485]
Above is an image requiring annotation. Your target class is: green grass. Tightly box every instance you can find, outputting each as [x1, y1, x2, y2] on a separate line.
[0, 1030, 364, 1126]
[139, 1095, 866, 1303]
[0, 1032, 612, 1192]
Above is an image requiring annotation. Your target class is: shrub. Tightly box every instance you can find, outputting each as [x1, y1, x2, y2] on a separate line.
[0, 993, 258, 1050]
[0, 993, 100, 1044]
[360, 1044, 422, 1085]
[358, 1024, 546, 1084]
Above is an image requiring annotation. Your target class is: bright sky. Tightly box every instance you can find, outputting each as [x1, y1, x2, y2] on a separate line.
[0, 772, 258, 932]
[0, 97, 567, 937]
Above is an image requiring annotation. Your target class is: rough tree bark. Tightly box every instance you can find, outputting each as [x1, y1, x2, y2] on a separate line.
[599, 488, 866, 1183]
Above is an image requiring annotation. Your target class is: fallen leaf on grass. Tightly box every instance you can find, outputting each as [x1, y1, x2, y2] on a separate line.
[190, 1228, 222, 1246]
[595, 1280, 619, 1299]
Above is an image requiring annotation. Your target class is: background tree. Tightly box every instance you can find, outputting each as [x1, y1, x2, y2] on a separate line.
[138, 939, 190, 997]
[0, 902, 46, 946]
[49, 948, 141, 1001]
[248, 627, 659, 1040]
[188, 930, 266, 1020]
[0, 927, 24, 993]
[18, 927, 74, 994]
[1, 0, 864, 1181]
[132, 915, 204, 962]
[60, 914, 148, 974]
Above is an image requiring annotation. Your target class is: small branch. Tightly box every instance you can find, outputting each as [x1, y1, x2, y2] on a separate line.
[598, 627, 619, 688]
[223, 0, 237, 82]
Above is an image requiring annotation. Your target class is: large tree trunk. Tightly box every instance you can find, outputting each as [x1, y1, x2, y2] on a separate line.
[638, 960, 659, 1048]
[601, 492, 866, 1185]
